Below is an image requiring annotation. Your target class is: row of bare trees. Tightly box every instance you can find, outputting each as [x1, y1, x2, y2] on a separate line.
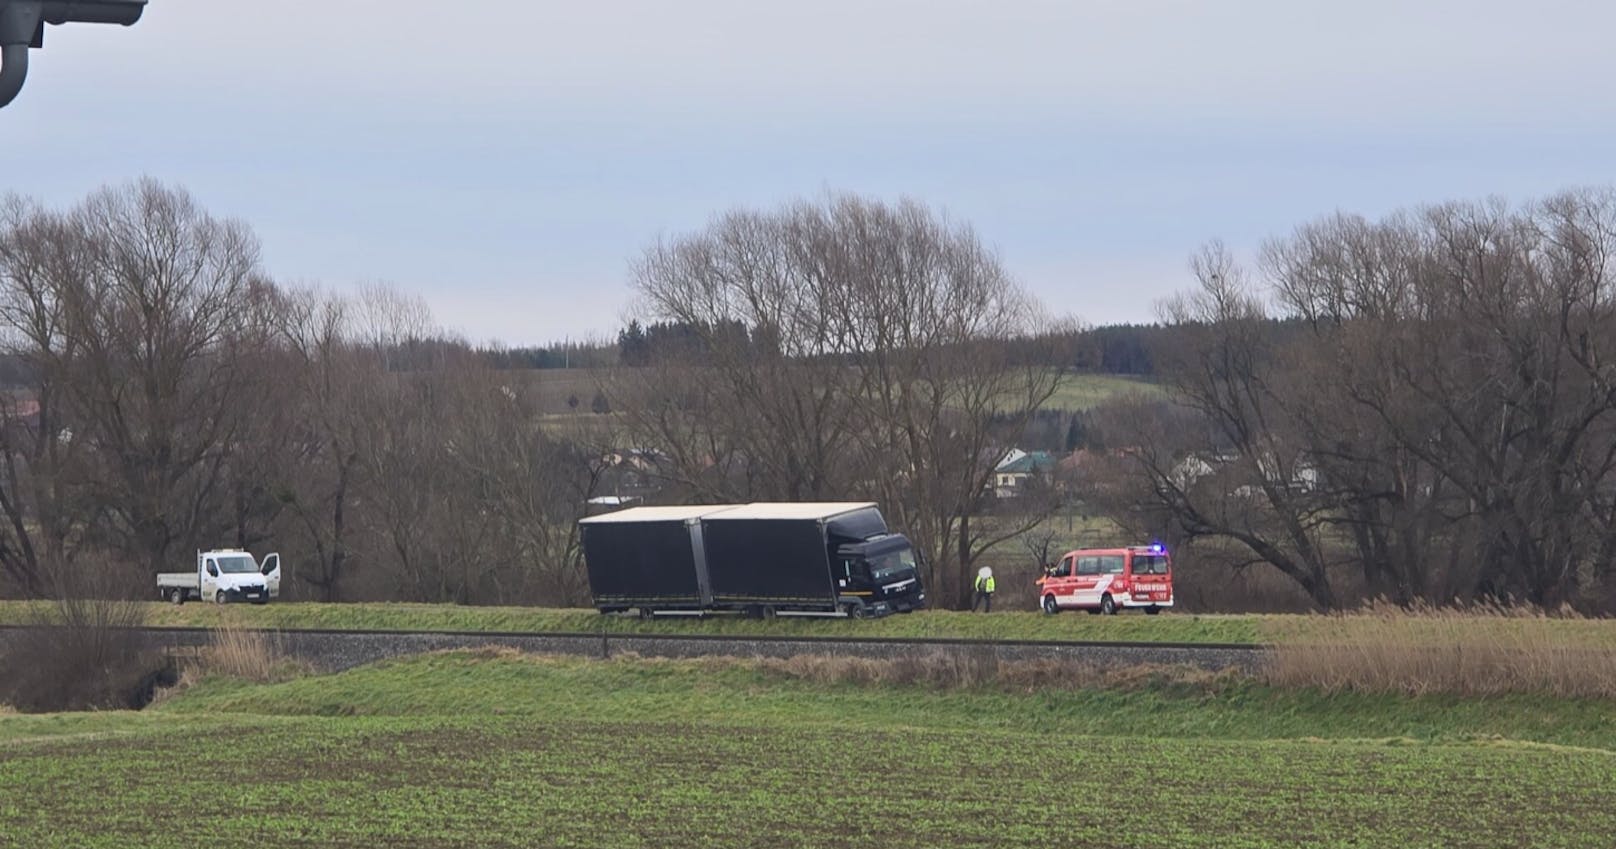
[1090, 188, 1616, 611]
[0, 184, 1058, 607]
[0, 181, 600, 603]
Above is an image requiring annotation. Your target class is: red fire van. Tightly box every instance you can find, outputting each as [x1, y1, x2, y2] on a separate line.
[1036, 544, 1173, 615]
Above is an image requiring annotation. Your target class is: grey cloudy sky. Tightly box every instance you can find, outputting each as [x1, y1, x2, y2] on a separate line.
[2, 0, 1613, 345]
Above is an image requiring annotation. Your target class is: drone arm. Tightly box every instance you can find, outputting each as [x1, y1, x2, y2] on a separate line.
[0, 42, 26, 107]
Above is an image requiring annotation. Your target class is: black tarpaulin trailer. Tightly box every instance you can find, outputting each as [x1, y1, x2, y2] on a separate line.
[578, 505, 739, 611]
[700, 502, 886, 609]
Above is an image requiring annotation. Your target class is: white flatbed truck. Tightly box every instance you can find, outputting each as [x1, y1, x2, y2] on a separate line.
[157, 549, 281, 605]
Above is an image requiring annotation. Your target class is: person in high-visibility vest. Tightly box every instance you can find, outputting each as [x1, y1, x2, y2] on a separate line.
[972, 566, 996, 612]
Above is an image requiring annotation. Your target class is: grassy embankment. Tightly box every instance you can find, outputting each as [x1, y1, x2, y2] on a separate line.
[6, 600, 1615, 648]
[0, 601, 1264, 642]
[3, 649, 1615, 848]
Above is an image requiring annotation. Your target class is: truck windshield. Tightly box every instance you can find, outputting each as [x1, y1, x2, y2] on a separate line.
[867, 549, 917, 583]
[216, 555, 257, 574]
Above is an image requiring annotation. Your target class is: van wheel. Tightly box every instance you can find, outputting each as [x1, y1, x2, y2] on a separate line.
[637, 607, 654, 619]
[169, 588, 185, 606]
[1100, 594, 1117, 615]
[761, 605, 777, 619]
[215, 591, 227, 605]
[1145, 605, 1162, 615]
[1041, 595, 1059, 615]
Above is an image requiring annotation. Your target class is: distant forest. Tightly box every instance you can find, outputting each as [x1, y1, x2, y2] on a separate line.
[476, 320, 1175, 377]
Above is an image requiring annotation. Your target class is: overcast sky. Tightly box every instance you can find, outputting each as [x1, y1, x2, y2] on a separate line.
[2, 0, 1613, 346]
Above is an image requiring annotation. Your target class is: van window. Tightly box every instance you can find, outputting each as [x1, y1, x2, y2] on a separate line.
[1132, 554, 1169, 575]
[1076, 557, 1099, 576]
[1053, 557, 1073, 578]
[1099, 555, 1125, 574]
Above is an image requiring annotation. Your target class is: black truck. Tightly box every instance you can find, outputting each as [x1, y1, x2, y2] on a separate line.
[578, 502, 926, 618]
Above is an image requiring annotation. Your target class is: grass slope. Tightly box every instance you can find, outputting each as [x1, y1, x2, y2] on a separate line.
[9, 601, 1616, 654]
[0, 602, 1265, 644]
[4, 652, 1615, 848]
[1044, 372, 1165, 411]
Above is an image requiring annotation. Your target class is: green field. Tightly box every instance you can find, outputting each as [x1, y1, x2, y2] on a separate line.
[1044, 372, 1165, 411]
[3, 651, 1614, 848]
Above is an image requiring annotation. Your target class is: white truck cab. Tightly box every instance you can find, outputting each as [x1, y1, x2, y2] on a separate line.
[157, 549, 280, 605]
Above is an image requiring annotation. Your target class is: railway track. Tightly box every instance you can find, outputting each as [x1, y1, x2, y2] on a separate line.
[0, 624, 1269, 673]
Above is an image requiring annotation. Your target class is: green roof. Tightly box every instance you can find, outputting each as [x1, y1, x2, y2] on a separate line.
[998, 451, 1056, 474]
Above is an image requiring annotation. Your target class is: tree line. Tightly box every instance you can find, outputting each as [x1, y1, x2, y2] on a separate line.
[0, 181, 600, 603]
[0, 184, 1064, 607]
[8, 179, 1610, 613]
[1083, 188, 1616, 611]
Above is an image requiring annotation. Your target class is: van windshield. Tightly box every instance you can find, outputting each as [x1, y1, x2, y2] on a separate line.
[867, 549, 917, 583]
[1132, 554, 1169, 575]
[216, 555, 258, 574]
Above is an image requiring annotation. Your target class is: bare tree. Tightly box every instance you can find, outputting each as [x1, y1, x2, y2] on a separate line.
[620, 194, 1060, 606]
[52, 180, 276, 578]
[1125, 188, 1616, 610]
[0, 181, 278, 590]
[0, 197, 91, 594]
[274, 287, 376, 600]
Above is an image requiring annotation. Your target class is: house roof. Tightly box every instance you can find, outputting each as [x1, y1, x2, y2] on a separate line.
[997, 451, 1056, 474]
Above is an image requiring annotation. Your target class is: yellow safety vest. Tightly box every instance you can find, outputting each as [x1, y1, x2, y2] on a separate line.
[977, 575, 995, 593]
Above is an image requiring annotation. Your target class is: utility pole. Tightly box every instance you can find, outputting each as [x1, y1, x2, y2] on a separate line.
[0, 0, 147, 109]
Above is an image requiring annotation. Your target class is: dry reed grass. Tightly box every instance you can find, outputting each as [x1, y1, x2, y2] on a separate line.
[438, 647, 1243, 694]
[203, 615, 289, 682]
[1266, 601, 1616, 699]
[757, 650, 1241, 694]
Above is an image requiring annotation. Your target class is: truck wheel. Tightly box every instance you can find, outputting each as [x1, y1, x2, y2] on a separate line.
[761, 605, 777, 619]
[169, 588, 185, 606]
[1145, 605, 1162, 615]
[1100, 594, 1117, 615]
[215, 590, 227, 605]
[637, 607, 654, 619]
[1041, 594, 1059, 615]
[845, 603, 867, 620]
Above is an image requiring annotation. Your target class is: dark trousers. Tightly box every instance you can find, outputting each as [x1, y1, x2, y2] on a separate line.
[972, 590, 993, 612]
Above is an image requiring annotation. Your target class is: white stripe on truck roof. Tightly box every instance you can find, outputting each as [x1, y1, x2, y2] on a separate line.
[701, 502, 877, 521]
[579, 502, 878, 523]
[578, 505, 741, 524]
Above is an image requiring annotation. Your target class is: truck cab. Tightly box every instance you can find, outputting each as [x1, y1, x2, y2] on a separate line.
[834, 534, 925, 617]
[1037, 544, 1173, 615]
[158, 549, 281, 605]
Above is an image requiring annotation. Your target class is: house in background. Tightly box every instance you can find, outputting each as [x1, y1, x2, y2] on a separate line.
[993, 449, 1057, 498]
